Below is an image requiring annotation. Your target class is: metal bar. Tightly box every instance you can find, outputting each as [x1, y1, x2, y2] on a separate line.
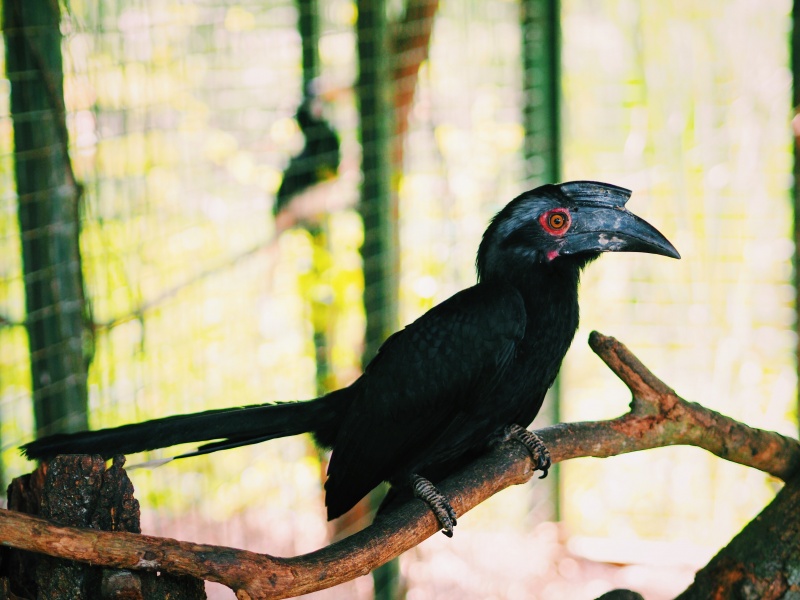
[357, 0, 398, 364]
[521, 0, 562, 521]
[357, 2, 401, 597]
[4, 0, 90, 437]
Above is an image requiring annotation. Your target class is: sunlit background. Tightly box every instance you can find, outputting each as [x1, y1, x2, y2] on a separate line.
[0, 0, 795, 598]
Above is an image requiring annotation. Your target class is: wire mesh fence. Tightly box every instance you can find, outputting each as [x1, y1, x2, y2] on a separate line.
[0, 0, 795, 599]
[559, 0, 794, 560]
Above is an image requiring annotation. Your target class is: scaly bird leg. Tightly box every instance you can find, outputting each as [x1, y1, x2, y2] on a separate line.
[504, 424, 551, 478]
[411, 474, 458, 537]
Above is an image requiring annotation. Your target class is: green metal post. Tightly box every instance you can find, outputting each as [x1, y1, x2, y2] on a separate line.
[357, 1, 400, 597]
[522, 0, 560, 186]
[357, 0, 398, 363]
[299, 0, 319, 91]
[521, 0, 562, 522]
[4, 0, 91, 437]
[793, 0, 800, 435]
[296, 0, 333, 395]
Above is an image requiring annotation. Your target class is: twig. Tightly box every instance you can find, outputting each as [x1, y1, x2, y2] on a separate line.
[1, 332, 798, 599]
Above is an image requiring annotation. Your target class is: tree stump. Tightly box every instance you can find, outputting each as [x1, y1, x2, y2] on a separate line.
[0, 455, 205, 600]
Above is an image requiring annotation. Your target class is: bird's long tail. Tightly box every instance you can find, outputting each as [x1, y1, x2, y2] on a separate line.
[21, 390, 346, 461]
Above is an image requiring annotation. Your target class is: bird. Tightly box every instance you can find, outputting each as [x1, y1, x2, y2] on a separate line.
[23, 181, 679, 537]
[273, 95, 341, 218]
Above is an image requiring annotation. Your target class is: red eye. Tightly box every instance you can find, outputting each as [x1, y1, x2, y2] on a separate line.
[540, 209, 571, 235]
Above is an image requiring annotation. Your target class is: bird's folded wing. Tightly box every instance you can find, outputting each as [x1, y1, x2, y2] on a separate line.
[324, 282, 526, 519]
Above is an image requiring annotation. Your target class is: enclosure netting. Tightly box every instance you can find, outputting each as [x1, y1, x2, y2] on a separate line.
[0, 1, 794, 599]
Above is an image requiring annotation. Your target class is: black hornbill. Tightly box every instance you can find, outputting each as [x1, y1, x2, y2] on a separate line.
[23, 181, 679, 537]
[273, 95, 341, 217]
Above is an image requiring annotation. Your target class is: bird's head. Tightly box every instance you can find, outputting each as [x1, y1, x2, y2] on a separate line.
[477, 181, 679, 281]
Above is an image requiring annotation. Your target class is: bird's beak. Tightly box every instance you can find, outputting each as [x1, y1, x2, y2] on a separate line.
[559, 205, 680, 260]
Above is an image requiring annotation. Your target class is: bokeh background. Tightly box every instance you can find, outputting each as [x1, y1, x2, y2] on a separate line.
[0, 0, 795, 598]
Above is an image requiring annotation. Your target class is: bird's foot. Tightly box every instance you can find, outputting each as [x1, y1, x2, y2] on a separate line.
[411, 474, 458, 537]
[504, 424, 551, 478]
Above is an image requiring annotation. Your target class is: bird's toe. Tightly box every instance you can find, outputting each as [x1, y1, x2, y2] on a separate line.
[504, 424, 551, 478]
[411, 474, 458, 537]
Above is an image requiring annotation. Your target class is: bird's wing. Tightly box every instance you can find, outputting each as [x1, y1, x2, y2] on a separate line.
[324, 282, 526, 519]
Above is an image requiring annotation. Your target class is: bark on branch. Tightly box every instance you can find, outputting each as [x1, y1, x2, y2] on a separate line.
[1, 332, 798, 599]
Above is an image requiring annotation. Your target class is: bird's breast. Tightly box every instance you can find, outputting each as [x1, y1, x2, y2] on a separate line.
[495, 298, 580, 425]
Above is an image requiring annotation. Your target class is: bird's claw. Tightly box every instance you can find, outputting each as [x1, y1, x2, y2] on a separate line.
[411, 474, 458, 537]
[505, 424, 551, 479]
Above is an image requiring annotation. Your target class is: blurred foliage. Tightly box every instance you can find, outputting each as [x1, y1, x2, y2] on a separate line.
[559, 0, 794, 552]
[1, 0, 364, 524]
[0, 0, 795, 598]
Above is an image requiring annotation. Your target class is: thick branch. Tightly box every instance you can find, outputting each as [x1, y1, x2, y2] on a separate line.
[1, 332, 798, 599]
[675, 471, 800, 599]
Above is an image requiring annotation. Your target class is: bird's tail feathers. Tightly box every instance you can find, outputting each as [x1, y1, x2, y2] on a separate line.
[21, 392, 345, 461]
[126, 457, 175, 470]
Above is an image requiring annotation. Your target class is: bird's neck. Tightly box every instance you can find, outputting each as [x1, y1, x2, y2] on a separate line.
[525, 264, 580, 319]
[484, 258, 585, 341]
[485, 255, 584, 300]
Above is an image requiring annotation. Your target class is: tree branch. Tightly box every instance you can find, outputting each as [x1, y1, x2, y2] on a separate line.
[392, 0, 438, 164]
[675, 470, 800, 599]
[548, 331, 800, 479]
[1, 332, 798, 599]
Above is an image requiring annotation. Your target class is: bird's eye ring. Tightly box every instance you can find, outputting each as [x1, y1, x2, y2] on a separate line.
[540, 209, 571, 236]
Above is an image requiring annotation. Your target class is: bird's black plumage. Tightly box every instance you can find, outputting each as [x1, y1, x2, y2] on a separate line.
[274, 96, 341, 215]
[23, 181, 679, 535]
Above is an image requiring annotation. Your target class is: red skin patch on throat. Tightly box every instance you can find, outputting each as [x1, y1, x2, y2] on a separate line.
[546, 249, 560, 261]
